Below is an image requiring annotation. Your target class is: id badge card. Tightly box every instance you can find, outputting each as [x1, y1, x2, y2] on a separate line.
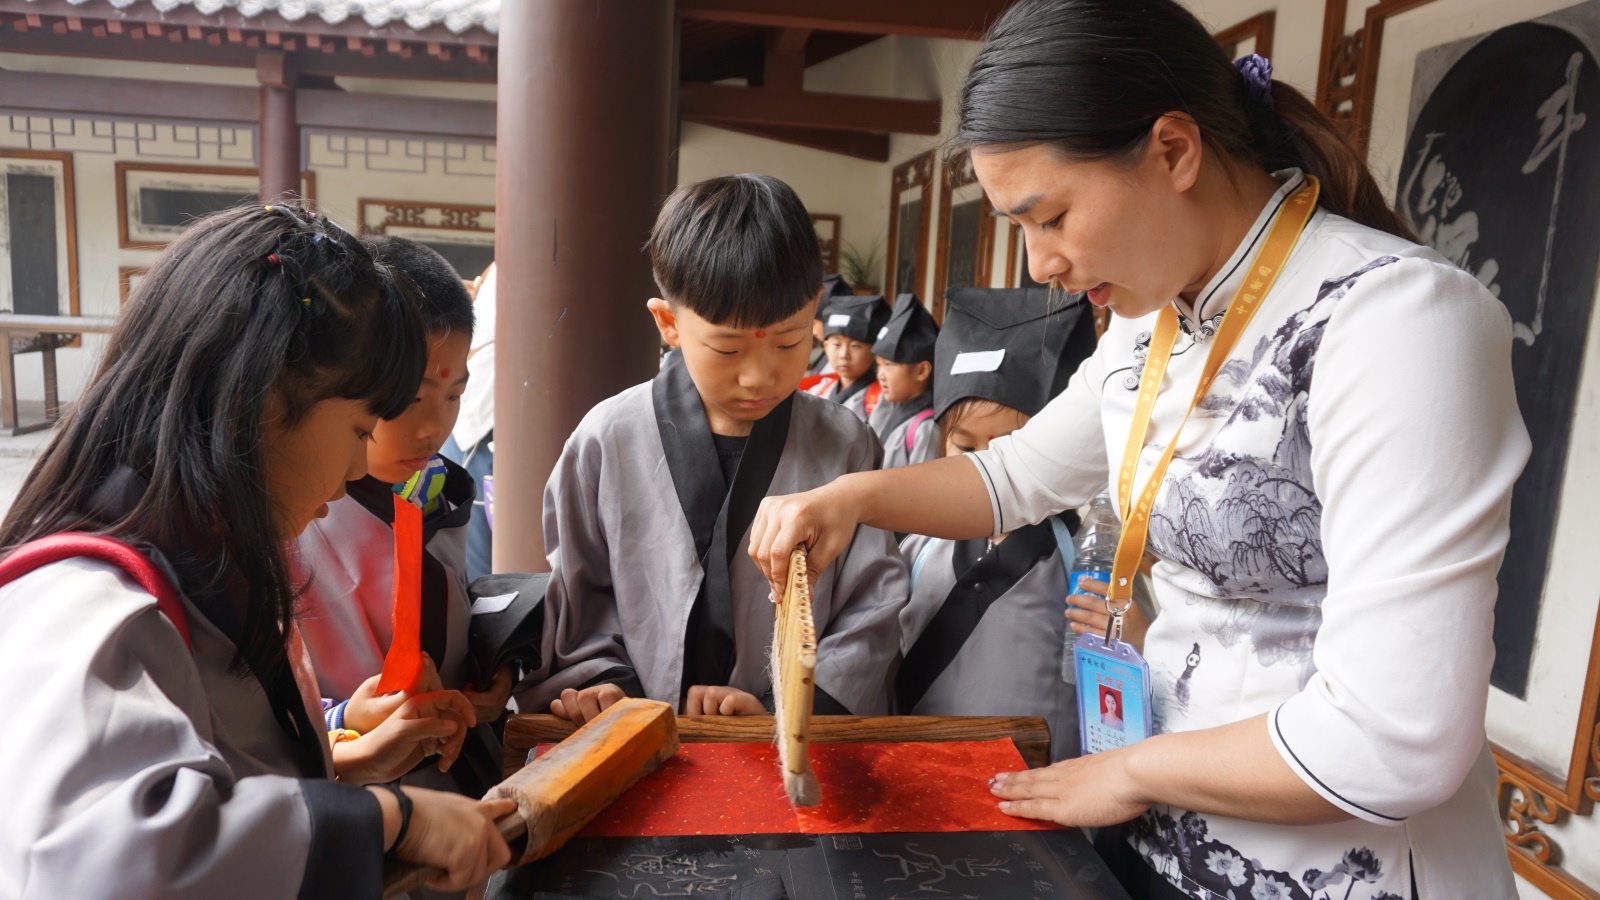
[1074, 632, 1153, 754]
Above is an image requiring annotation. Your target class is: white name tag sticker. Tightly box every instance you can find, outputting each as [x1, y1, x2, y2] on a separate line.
[878, 326, 889, 340]
[471, 592, 519, 616]
[951, 349, 1005, 375]
[827, 314, 852, 327]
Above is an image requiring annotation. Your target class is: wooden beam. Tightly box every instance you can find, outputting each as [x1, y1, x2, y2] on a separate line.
[0, 69, 491, 139]
[680, 82, 939, 134]
[685, 116, 889, 161]
[679, 0, 1015, 39]
[761, 27, 809, 93]
[297, 88, 495, 139]
[0, 69, 257, 121]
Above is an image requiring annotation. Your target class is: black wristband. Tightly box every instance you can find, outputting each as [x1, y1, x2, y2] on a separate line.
[382, 782, 413, 854]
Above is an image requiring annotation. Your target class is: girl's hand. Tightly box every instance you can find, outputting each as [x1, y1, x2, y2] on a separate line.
[1065, 578, 1152, 651]
[344, 654, 444, 734]
[461, 665, 516, 725]
[748, 481, 863, 596]
[550, 684, 627, 726]
[683, 685, 765, 716]
[334, 690, 476, 785]
[989, 748, 1152, 827]
[377, 787, 516, 892]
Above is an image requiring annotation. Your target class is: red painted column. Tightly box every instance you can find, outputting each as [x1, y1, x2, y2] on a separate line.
[494, 0, 678, 572]
[257, 50, 300, 202]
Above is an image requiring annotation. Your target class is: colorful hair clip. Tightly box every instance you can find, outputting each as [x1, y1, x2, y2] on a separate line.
[266, 253, 281, 265]
[301, 296, 312, 306]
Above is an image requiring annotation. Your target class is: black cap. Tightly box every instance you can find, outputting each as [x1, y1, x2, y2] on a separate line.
[872, 293, 939, 363]
[822, 294, 892, 343]
[934, 287, 1093, 420]
[815, 274, 856, 319]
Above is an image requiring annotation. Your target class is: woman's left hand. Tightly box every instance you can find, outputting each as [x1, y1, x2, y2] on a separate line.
[989, 748, 1152, 827]
[1066, 578, 1151, 651]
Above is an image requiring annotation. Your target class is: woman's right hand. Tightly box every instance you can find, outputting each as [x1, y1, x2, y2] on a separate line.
[379, 787, 516, 892]
[748, 478, 865, 595]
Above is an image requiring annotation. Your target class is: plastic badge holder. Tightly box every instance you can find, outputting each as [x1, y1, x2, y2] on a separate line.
[1074, 632, 1153, 755]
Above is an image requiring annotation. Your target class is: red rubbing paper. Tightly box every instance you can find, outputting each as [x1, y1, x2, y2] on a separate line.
[574, 740, 1060, 837]
[376, 495, 424, 693]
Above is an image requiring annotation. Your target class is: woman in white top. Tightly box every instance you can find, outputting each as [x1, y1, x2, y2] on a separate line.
[749, 1, 1529, 897]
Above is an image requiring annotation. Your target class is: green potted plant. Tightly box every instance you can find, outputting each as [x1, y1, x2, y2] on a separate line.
[839, 239, 883, 295]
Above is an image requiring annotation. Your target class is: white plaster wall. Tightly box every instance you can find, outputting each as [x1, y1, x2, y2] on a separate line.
[675, 121, 890, 286]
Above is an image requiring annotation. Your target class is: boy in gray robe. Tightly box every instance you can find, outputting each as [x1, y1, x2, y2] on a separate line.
[868, 293, 940, 469]
[895, 287, 1097, 762]
[525, 175, 908, 725]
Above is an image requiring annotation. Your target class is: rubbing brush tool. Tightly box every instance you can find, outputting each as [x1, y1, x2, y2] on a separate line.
[770, 546, 820, 807]
[381, 698, 679, 897]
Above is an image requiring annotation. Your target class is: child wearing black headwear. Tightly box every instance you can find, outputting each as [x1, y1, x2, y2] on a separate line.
[804, 294, 892, 422]
[895, 287, 1097, 762]
[869, 293, 940, 468]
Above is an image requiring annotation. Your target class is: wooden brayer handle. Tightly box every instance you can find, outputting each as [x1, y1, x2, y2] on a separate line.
[381, 698, 679, 897]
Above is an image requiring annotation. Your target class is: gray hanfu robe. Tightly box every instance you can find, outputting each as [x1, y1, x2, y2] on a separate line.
[0, 471, 381, 898]
[296, 462, 505, 798]
[868, 393, 939, 470]
[897, 519, 1081, 762]
[524, 351, 908, 716]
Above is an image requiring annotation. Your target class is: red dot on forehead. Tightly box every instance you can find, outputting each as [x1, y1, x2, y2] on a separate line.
[439, 367, 451, 379]
[754, 329, 767, 338]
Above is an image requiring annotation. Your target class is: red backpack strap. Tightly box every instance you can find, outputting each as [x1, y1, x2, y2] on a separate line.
[0, 533, 192, 651]
[864, 381, 883, 418]
[906, 408, 936, 453]
[798, 373, 837, 394]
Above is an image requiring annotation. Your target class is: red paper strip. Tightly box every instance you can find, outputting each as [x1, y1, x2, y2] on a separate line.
[376, 494, 424, 693]
[573, 740, 1060, 837]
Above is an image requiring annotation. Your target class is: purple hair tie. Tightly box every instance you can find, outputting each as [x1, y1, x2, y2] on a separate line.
[1235, 53, 1275, 112]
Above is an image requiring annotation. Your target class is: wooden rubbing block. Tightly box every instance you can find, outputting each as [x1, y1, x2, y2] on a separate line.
[504, 714, 1052, 775]
[488, 698, 679, 865]
[383, 699, 678, 897]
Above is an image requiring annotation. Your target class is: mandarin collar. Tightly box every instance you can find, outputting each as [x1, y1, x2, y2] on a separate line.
[1174, 168, 1309, 332]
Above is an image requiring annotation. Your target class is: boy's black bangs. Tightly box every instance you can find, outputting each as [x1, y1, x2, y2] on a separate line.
[366, 234, 476, 338]
[650, 174, 823, 330]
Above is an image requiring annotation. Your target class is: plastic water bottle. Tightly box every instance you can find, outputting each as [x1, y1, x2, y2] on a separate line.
[1063, 494, 1120, 682]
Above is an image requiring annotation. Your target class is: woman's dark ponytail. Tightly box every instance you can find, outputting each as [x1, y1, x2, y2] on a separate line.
[957, 0, 1417, 242]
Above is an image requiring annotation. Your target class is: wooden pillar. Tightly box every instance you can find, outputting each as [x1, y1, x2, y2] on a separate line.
[257, 50, 300, 202]
[494, 0, 678, 572]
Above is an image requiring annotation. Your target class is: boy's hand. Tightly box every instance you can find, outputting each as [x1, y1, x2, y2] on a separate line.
[333, 690, 476, 785]
[683, 686, 765, 716]
[462, 665, 516, 725]
[550, 684, 627, 726]
[1066, 578, 1152, 652]
[344, 654, 444, 734]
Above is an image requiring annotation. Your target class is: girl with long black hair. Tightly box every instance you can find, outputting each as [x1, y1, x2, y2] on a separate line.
[0, 204, 512, 896]
[750, 1, 1528, 896]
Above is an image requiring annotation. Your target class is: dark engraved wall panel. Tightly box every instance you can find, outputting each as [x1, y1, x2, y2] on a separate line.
[1399, 23, 1600, 696]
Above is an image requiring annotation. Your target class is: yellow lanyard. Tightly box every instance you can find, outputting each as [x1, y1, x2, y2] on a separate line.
[1107, 177, 1321, 613]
